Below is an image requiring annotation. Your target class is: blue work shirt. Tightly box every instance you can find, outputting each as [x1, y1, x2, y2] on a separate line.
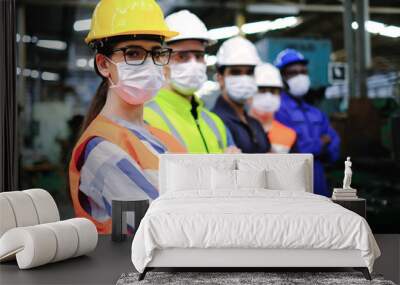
[275, 92, 340, 197]
[212, 96, 271, 153]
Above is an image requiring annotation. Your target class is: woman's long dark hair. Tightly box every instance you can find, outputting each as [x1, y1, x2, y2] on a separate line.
[80, 78, 109, 133]
[79, 39, 115, 134]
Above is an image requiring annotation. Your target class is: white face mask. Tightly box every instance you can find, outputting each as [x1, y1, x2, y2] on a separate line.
[108, 58, 164, 105]
[287, 74, 310, 97]
[170, 60, 207, 96]
[252, 92, 281, 113]
[225, 75, 257, 104]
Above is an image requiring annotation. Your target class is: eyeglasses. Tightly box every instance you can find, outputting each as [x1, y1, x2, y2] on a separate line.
[111, 46, 172, 66]
[170, 50, 206, 63]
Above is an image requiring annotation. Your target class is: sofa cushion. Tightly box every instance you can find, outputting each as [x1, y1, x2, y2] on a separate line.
[0, 218, 97, 269]
[0, 189, 60, 238]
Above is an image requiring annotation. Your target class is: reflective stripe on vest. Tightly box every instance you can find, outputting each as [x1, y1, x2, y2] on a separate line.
[146, 101, 186, 147]
[201, 112, 223, 150]
[147, 101, 224, 150]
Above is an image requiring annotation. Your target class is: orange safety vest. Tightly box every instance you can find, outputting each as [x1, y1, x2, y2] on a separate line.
[268, 119, 297, 153]
[250, 109, 297, 153]
[69, 115, 185, 234]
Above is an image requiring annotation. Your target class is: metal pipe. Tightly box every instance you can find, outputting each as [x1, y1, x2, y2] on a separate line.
[363, 0, 372, 69]
[16, 0, 400, 15]
[246, 3, 400, 14]
[355, 0, 368, 98]
[343, 0, 355, 109]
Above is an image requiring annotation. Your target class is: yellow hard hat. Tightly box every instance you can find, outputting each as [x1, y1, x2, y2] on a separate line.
[85, 0, 179, 44]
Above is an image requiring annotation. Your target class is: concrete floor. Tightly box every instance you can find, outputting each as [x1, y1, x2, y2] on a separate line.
[0, 235, 398, 284]
[374, 234, 400, 284]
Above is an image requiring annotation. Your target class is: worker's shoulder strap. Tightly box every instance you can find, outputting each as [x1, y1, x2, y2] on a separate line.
[200, 111, 224, 150]
[146, 101, 186, 147]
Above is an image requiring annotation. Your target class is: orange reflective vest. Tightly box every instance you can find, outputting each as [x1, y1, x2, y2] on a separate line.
[69, 115, 185, 234]
[250, 109, 297, 153]
[268, 120, 297, 153]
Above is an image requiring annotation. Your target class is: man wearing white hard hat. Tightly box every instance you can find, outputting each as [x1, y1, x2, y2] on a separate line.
[212, 36, 271, 153]
[144, 10, 239, 154]
[249, 63, 296, 153]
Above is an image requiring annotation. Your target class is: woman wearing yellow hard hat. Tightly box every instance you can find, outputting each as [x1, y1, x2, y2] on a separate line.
[69, 0, 186, 234]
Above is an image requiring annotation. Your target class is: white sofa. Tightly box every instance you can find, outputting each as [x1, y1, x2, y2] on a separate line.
[0, 189, 98, 269]
[132, 154, 380, 281]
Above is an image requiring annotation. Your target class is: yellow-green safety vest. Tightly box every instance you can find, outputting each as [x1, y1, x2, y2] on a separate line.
[144, 89, 228, 153]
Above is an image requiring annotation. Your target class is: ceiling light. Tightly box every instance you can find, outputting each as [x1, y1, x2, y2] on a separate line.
[30, 70, 40, 79]
[270, 16, 299, 29]
[242, 17, 299, 35]
[88, 58, 95, 68]
[41, 72, 60, 81]
[246, 4, 299, 15]
[16, 34, 20, 42]
[22, 69, 31, 77]
[208, 17, 300, 40]
[22, 35, 31, 43]
[352, 20, 400, 38]
[74, 19, 91, 32]
[37, 40, 67, 50]
[208, 26, 240, 41]
[76, 58, 88, 68]
[241, 20, 272, 34]
[365, 21, 385, 34]
[380, 25, 400, 38]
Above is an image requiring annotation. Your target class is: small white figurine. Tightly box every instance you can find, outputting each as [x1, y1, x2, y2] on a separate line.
[342, 157, 353, 190]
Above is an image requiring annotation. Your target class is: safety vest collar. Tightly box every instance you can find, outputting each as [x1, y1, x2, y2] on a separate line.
[156, 88, 205, 112]
[147, 90, 226, 152]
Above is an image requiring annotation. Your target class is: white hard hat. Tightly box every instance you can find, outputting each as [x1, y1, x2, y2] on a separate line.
[165, 10, 216, 45]
[216, 36, 261, 66]
[255, 63, 283, 88]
